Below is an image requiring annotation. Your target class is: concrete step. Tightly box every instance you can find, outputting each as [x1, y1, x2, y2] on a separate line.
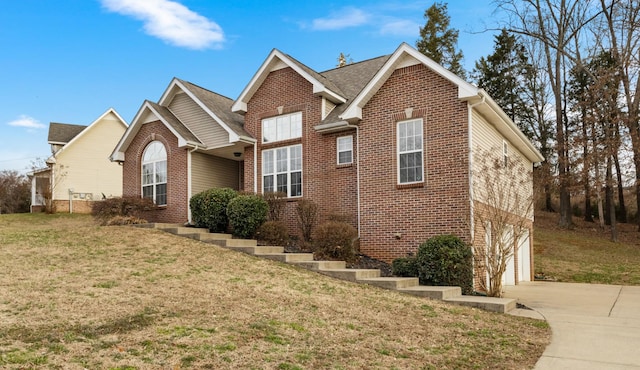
[255, 252, 314, 263]
[136, 223, 181, 229]
[163, 226, 210, 235]
[444, 296, 516, 313]
[291, 260, 347, 270]
[226, 246, 285, 255]
[398, 286, 462, 300]
[203, 238, 258, 248]
[188, 233, 233, 242]
[319, 268, 381, 282]
[358, 277, 420, 290]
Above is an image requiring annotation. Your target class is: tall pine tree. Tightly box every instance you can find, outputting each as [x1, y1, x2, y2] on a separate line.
[473, 29, 534, 138]
[416, 2, 466, 79]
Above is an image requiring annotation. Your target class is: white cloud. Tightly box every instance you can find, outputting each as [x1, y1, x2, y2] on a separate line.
[379, 19, 420, 36]
[7, 115, 45, 130]
[101, 0, 224, 50]
[311, 7, 370, 30]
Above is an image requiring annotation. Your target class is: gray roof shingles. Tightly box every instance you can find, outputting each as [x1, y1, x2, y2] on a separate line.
[146, 101, 203, 145]
[47, 123, 87, 144]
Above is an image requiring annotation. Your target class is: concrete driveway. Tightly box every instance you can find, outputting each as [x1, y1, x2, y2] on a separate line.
[504, 282, 640, 369]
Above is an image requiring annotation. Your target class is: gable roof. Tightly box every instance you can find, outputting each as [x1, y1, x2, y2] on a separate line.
[232, 49, 347, 113]
[48, 123, 87, 145]
[49, 108, 127, 162]
[111, 78, 254, 162]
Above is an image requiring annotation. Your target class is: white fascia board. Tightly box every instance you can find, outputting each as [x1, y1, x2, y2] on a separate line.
[341, 43, 479, 121]
[233, 49, 345, 113]
[172, 79, 239, 145]
[315, 120, 353, 133]
[475, 90, 545, 163]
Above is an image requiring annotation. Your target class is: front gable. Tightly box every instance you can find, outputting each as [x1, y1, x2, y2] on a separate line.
[232, 49, 346, 114]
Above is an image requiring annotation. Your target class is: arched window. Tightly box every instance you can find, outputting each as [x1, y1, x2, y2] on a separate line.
[142, 141, 167, 205]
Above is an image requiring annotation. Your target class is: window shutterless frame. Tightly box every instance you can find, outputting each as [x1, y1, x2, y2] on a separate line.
[262, 144, 302, 197]
[337, 135, 353, 165]
[141, 141, 167, 205]
[396, 118, 424, 184]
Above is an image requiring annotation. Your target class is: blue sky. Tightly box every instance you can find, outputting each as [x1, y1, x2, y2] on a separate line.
[0, 0, 503, 173]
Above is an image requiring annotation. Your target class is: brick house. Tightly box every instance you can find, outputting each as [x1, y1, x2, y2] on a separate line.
[111, 43, 543, 285]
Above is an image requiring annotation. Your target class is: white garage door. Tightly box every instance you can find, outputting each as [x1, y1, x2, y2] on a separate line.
[518, 230, 531, 282]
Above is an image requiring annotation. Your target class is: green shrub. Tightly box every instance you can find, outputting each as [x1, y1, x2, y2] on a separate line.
[91, 196, 155, 225]
[190, 188, 238, 232]
[415, 235, 473, 295]
[296, 199, 318, 243]
[392, 256, 418, 277]
[256, 220, 288, 246]
[312, 221, 358, 262]
[263, 191, 287, 221]
[227, 194, 268, 238]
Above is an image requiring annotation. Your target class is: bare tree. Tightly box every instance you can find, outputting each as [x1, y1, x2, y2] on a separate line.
[0, 171, 31, 214]
[473, 148, 534, 297]
[497, 0, 602, 228]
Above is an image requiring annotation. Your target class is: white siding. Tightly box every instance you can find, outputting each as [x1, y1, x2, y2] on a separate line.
[169, 93, 229, 148]
[191, 152, 239, 195]
[52, 112, 126, 200]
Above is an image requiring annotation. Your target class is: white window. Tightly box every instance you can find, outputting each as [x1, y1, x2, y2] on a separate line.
[337, 136, 353, 165]
[263, 144, 302, 197]
[142, 141, 167, 205]
[397, 119, 424, 184]
[262, 112, 302, 143]
[502, 141, 509, 167]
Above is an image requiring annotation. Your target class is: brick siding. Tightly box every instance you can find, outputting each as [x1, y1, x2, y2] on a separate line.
[123, 121, 189, 224]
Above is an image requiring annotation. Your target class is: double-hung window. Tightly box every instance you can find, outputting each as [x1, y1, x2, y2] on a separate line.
[141, 141, 167, 205]
[263, 144, 302, 197]
[262, 112, 302, 143]
[397, 118, 424, 184]
[337, 136, 353, 165]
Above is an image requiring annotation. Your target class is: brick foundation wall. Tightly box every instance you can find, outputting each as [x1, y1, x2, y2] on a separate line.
[123, 121, 189, 224]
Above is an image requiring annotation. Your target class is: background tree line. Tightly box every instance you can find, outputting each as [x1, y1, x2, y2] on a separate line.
[419, 1, 640, 239]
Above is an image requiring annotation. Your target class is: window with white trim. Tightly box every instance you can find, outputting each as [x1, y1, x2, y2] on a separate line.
[502, 141, 509, 167]
[262, 112, 302, 143]
[337, 135, 353, 165]
[263, 144, 302, 197]
[397, 118, 424, 184]
[142, 141, 167, 205]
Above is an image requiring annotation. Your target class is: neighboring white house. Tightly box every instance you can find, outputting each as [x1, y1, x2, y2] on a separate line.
[30, 108, 127, 213]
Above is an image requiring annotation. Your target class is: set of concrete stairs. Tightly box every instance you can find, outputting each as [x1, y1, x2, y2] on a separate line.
[140, 223, 516, 313]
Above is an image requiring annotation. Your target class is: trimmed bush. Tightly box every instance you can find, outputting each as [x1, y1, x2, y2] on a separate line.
[227, 194, 268, 238]
[392, 256, 418, 277]
[415, 235, 473, 295]
[312, 221, 358, 262]
[256, 220, 288, 246]
[190, 188, 238, 232]
[91, 196, 155, 226]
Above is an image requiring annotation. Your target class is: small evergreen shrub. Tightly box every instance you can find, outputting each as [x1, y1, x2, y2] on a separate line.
[92, 196, 155, 225]
[226, 194, 268, 238]
[190, 187, 238, 232]
[256, 220, 288, 246]
[263, 191, 287, 221]
[312, 221, 358, 262]
[391, 256, 418, 277]
[296, 199, 318, 243]
[415, 235, 474, 295]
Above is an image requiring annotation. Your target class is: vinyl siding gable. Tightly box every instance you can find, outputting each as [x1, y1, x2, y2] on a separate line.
[169, 92, 229, 148]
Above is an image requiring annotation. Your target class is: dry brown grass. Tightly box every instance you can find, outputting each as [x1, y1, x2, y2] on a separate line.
[0, 213, 550, 369]
[534, 211, 640, 284]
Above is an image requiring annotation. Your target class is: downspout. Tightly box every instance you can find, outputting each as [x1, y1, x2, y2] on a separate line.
[346, 124, 361, 238]
[187, 144, 200, 224]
